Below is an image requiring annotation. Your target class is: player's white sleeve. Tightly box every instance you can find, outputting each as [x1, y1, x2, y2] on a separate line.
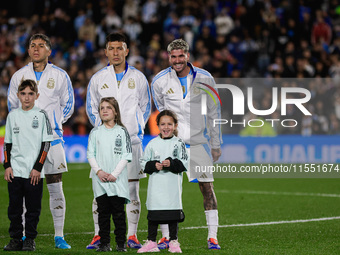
[86, 77, 101, 127]
[7, 74, 20, 112]
[60, 73, 74, 123]
[206, 81, 223, 148]
[139, 76, 152, 123]
[151, 79, 164, 112]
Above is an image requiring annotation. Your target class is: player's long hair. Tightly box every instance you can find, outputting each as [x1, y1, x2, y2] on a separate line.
[156, 110, 178, 137]
[99, 97, 125, 128]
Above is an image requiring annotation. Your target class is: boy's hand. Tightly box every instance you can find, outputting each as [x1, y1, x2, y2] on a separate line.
[107, 174, 117, 182]
[97, 170, 110, 182]
[4, 167, 14, 182]
[155, 162, 163, 171]
[30, 169, 41, 186]
[162, 159, 170, 168]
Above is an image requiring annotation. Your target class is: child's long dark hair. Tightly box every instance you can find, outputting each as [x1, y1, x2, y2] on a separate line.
[156, 110, 178, 136]
[99, 97, 125, 128]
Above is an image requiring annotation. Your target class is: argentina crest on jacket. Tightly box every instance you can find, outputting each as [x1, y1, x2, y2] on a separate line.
[193, 84, 201, 95]
[47, 78, 55, 89]
[128, 78, 135, 89]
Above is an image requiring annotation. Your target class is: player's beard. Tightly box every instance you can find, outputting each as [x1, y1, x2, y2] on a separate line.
[173, 62, 187, 76]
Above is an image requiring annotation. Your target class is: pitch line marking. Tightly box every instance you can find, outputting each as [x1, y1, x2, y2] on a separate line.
[1, 216, 339, 239]
[218, 190, 340, 198]
[184, 216, 340, 230]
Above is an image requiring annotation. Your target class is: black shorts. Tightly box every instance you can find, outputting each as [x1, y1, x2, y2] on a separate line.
[147, 209, 185, 223]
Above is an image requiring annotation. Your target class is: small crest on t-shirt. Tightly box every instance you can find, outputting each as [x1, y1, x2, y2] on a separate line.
[32, 116, 39, 129]
[172, 145, 178, 158]
[115, 135, 122, 147]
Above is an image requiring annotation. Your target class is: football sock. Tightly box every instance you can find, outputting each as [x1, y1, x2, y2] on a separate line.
[92, 198, 99, 236]
[127, 181, 140, 237]
[22, 197, 26, 237]
[205, 209, 218, 240]
[47, 182, 65, 237]
[160, 224, 169, 239]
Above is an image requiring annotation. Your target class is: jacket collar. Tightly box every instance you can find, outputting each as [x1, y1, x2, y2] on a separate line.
[107, 61, 129, 75]
[28, 61, 52, 72]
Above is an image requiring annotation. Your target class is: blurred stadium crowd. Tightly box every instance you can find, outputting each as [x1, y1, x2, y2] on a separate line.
[0, 0, 340, 136]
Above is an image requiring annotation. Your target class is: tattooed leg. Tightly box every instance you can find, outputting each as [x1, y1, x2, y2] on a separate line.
[200, 182, 219, 241]
[45, 173, 62, 184]
[199, 182, 217, 210]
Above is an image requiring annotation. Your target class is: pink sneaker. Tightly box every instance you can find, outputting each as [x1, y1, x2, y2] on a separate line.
[169, 240, 182, 253]
[137, 240, 160, 253]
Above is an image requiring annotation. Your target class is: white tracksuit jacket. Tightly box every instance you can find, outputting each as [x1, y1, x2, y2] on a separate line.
[151, 63, 222, 148]
[8, 62, 74, 141]
[86, 63, 151, 145]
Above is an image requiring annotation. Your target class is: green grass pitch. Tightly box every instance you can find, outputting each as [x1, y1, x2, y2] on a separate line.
[1, 163, 340, 254]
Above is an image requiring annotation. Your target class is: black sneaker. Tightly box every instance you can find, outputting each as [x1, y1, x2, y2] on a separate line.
[22, 238, 35, 251]
[116, 243, 127, 252]
[96, 243, 112, 252]
[4, 238, 23, 251]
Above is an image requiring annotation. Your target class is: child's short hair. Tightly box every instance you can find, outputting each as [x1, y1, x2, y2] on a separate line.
[18, 79, 38, 93]
[156, 110, 179, 136]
